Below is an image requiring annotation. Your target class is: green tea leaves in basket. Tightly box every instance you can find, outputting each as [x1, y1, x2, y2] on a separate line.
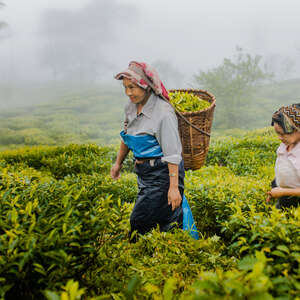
[169, 91, 211, 113]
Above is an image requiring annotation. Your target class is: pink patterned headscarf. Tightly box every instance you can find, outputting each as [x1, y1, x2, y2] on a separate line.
[115, 61, 170, 101]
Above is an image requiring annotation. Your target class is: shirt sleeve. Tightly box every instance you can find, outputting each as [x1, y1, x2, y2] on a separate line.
[156, 108, 182, 165]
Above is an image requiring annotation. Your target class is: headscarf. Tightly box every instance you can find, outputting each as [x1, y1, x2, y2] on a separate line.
[115, 61, 170, 101]
[272, 103, 300, 133]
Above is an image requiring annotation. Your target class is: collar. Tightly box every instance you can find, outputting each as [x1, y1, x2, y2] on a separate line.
[277, 141, 300, 157]
[140, 93, 156, 118]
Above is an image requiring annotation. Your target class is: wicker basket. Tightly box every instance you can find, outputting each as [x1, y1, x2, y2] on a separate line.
[169, 89, 216, 170]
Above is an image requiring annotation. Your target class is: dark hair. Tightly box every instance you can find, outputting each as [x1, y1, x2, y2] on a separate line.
[271, 112, 285, 128]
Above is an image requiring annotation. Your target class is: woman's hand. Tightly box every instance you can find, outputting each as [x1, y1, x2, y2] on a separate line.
[266, 193, 272, 203]
[110, 141, 129, 180]
[168, 187, 182, 211]
[110, 163, 122, 180]
[267, 187, 287, 199]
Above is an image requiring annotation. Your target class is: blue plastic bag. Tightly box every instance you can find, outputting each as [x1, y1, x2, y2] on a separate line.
[182, 195, 199, 240]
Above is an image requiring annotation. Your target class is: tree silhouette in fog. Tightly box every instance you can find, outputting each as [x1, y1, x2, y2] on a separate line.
[0, 2, 7, 31]
[194, 47, 273, 129]
[39, 0, 137, 83]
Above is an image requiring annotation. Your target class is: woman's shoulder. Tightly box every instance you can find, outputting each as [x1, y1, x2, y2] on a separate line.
[277, 143, 286, 155]
[153, 95, 175, 114]
[291, 142, 300, 157]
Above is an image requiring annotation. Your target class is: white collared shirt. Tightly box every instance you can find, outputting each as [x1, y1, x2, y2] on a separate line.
[123, 93, 182, 165]
[275, 142, 300, 188]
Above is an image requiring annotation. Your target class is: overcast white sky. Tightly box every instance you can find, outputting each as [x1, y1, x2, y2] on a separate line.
[1, 0, 300, 83]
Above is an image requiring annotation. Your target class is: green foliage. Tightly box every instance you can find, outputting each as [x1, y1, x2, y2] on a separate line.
[0, 128, 25, 145]
[206, 127, 279, 177]
[220, 205, 300, 299]
[169, 91, 211, 112]
[0, 84, 124, 148]
[183, 251, 275, 300]
[44, 280, 85, 300]
[184, 164, 272, 236]
[0, 128, 299, 299]
[84, 230, 233, 298]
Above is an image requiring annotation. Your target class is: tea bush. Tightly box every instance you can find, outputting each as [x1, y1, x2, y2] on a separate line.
[206, 128, 279, 177]
[0, 168, 132, 299]
[185, 165, 271, 235]
[181, 251, 280, 300]
[221, 203, 300, 298]
[0, 127, 299, 299]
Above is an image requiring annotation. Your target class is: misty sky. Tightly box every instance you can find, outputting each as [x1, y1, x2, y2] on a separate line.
[1, 0, 300, 84]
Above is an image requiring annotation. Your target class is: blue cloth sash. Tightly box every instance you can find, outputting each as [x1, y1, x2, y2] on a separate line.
[120, 130, 163, 158]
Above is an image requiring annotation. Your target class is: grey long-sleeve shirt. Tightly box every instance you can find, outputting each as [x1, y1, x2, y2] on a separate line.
[122, 93, 182, 165]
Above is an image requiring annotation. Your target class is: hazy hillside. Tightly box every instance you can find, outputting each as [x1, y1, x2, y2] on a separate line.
[0, 79, 300, 150]
[0, 83, 125, 148]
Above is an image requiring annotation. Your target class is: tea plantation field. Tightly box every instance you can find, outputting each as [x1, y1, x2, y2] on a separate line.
[0, 127, 299, 299]
[1, 79, 300, 151]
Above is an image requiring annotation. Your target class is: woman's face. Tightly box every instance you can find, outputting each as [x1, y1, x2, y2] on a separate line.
[274, 122, 300, 146]
[123, 78, 148, 104]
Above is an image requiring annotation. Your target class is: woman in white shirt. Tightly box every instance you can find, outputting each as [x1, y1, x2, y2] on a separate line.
[267, 104, 300, 209]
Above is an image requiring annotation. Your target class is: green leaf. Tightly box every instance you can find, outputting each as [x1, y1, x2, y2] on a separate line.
[249, 292, 273, 300]
[276, 245, 289, 254]
[44, 290, 60, 300]
[252, 261, 264, 277]
[271, 250, 285, 258]
[239, 245, 249, 254]
[163, 278, 177, 300]
[143, 283, 160, 295]
[238, 255, 257, 271]
[126, 275, 140, 299]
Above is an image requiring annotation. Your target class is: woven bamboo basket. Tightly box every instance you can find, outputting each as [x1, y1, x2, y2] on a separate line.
[169, 89, 216, 170]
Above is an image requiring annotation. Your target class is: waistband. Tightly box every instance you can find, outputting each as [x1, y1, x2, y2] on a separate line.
[134, 157, 162, 166]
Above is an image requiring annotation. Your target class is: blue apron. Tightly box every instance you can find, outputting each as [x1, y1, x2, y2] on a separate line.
[121, 130, 199, 240]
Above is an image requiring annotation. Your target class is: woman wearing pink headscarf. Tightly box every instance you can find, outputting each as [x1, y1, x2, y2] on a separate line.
[110, 61, 185, 240]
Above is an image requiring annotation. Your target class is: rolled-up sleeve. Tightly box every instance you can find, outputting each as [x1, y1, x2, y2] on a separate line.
[157, 109, 182, 165]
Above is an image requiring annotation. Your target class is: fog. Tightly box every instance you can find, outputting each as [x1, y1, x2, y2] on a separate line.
[0, 0, 300, 97]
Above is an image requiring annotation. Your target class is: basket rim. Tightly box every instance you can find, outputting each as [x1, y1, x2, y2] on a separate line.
[169, 88, 216, 117]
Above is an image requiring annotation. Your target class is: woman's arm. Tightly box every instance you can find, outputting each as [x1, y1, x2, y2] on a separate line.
[157, 107, 183, 210]
[158, 111, 182, 165]
[110, 141, 129, 180]
[167, 163, 182, 211]
[267, 187, 300, 198]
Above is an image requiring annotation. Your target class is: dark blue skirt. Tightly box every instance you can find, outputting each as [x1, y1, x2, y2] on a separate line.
[130, 158, 184, 235]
